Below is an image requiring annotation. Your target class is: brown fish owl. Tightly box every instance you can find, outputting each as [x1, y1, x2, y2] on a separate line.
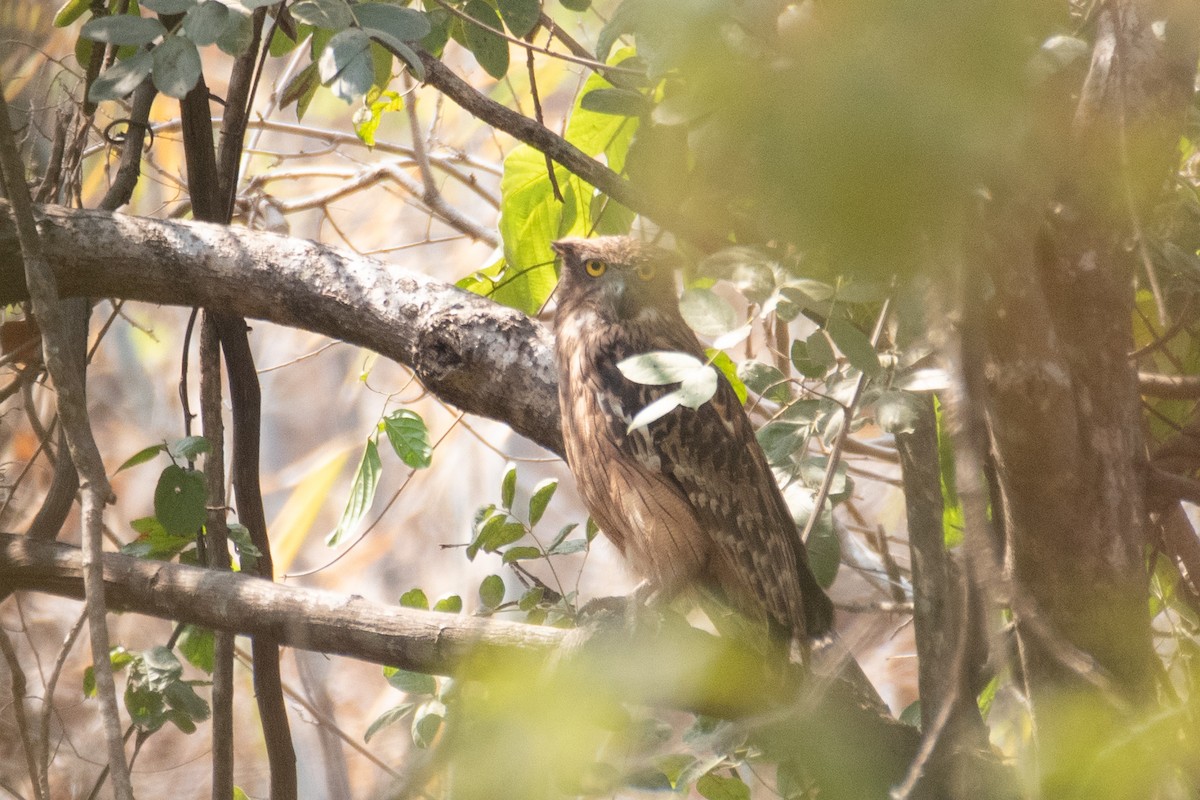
[551, 236, 833, 643]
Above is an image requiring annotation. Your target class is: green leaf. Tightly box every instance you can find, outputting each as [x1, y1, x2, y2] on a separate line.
[54, 0, 93, 27]
[117, 443, 167, 473]
[826, 317, 880, 376]
[152, 35, 202, 98]
[176, 625, 215, 673]
[411, 702, 443, 748]
[679, 288, 737, 336]
[353, 2, 430, 40]
[500, 463, 517, 510]
[790, 339, 828, 379]
[559, 0, 589, 10]
[618, 351, 704, 386]
[290, 0, 353, 29]
[326, 439, 382, 545]
[463, 0, 508, 78]
[502, 545, 542, 563]
[490, 145, 577, 313]
[279, 60, 321, 119]
[565, 49, 640, 169]
[736, 360, 790, 404]
[154, 464, 206, 536]
[385, 667, 437, 695]
[382, 409, 431, 469]
[81, 15, 166, 46]
[875, 390, 922, 435]
[519, 586, 544, 610]
[121, 516, 195, 560]
[169, 435, 210, 461]
[497, 0, 539, 37]
[548, 538, 587, 555]
[183, 0, 230, 46]
[478, 574, 505, 609]
[141, 0, 195, 12]
[548, 523, 577, 551]
[240, 0, 280, 7]
[216, 7, 253, 54]
[802, 332, 834, 372]
[226, 523, 261, 571]
[696, 773, 750, 800]
[707, 350, 747, 404]
[88, 49, 155, 102]
[433, 595, 463, 613]
[580, 87, 650, 117]
[365, 704, 413, 742]
[484, 522, 527, 552]
[527, 478, 557, 526]
[899, 699, 922, 729]
[83, 647, 134, 697]
[399, 588, 429, 609]
[805, 510, 841, 589]
[319, 27, 375, 102]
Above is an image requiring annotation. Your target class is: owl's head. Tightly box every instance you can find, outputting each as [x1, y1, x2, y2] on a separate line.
[551, 236, 680, 322]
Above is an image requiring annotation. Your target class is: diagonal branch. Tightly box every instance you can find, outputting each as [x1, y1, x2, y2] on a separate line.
[0, 200, 563, 456]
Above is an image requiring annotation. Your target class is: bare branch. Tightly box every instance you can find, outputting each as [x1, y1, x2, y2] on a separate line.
[0, 200, 563, 456]
[0, 79, 133, 800]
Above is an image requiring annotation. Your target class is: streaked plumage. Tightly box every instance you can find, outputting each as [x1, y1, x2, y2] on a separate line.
[551, 236, 833, 643]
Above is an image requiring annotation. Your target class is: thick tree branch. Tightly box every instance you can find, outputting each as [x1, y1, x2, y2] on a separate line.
[0, 532, 926, 799]
[0, 201, 563, 456]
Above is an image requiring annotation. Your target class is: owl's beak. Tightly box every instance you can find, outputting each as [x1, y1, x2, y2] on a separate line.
[608, 273, 635, 319]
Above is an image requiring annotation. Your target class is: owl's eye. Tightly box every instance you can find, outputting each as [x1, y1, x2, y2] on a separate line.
[635, 263, 656, 281]
[584, 259, 607, 277]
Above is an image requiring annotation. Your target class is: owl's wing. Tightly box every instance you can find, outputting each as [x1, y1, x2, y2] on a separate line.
[612, 330, 834, 640]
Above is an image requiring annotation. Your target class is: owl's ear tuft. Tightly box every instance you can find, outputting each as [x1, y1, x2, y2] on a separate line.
[550, 239, 575, 258]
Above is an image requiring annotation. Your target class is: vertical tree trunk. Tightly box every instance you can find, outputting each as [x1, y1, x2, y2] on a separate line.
[964, 1, 1199, 795]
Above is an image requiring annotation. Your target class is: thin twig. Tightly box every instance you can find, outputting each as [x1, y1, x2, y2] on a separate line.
[0, 73, 132, 800]
[37, 607, 86, 793]
[0, 626, 48, 800]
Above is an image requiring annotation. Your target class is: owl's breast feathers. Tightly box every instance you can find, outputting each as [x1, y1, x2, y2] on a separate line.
[554, 304, 833, 640]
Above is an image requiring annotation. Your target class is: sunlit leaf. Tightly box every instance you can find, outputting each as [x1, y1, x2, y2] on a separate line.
[169, 435, 210, 461]
[696, 773, 750, 800]
[382, 408, 431, 468]
[400, 587, 429, 609]
[385, 667, 437, 695]
[290, 0, 353, 29]
[319, 27, 375, 102]
[618, 351, 704, 385]
[527, 478, 557, 526]
[177, 625, 214, 674]
[116, 443, 167, 473]
[326, 439, 381, 545]
[679, 288, 737, 336]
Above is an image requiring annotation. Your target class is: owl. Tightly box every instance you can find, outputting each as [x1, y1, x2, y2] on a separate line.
[550, 236, 834, 644]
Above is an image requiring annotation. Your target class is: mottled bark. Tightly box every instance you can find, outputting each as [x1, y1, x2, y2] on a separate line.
[0, 201, 563, 456]
[963, 0, 1200, 795]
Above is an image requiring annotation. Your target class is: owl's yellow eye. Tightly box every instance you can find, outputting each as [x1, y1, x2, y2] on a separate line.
[584, 259, 607, 277]
[635, 263, 656, 281]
